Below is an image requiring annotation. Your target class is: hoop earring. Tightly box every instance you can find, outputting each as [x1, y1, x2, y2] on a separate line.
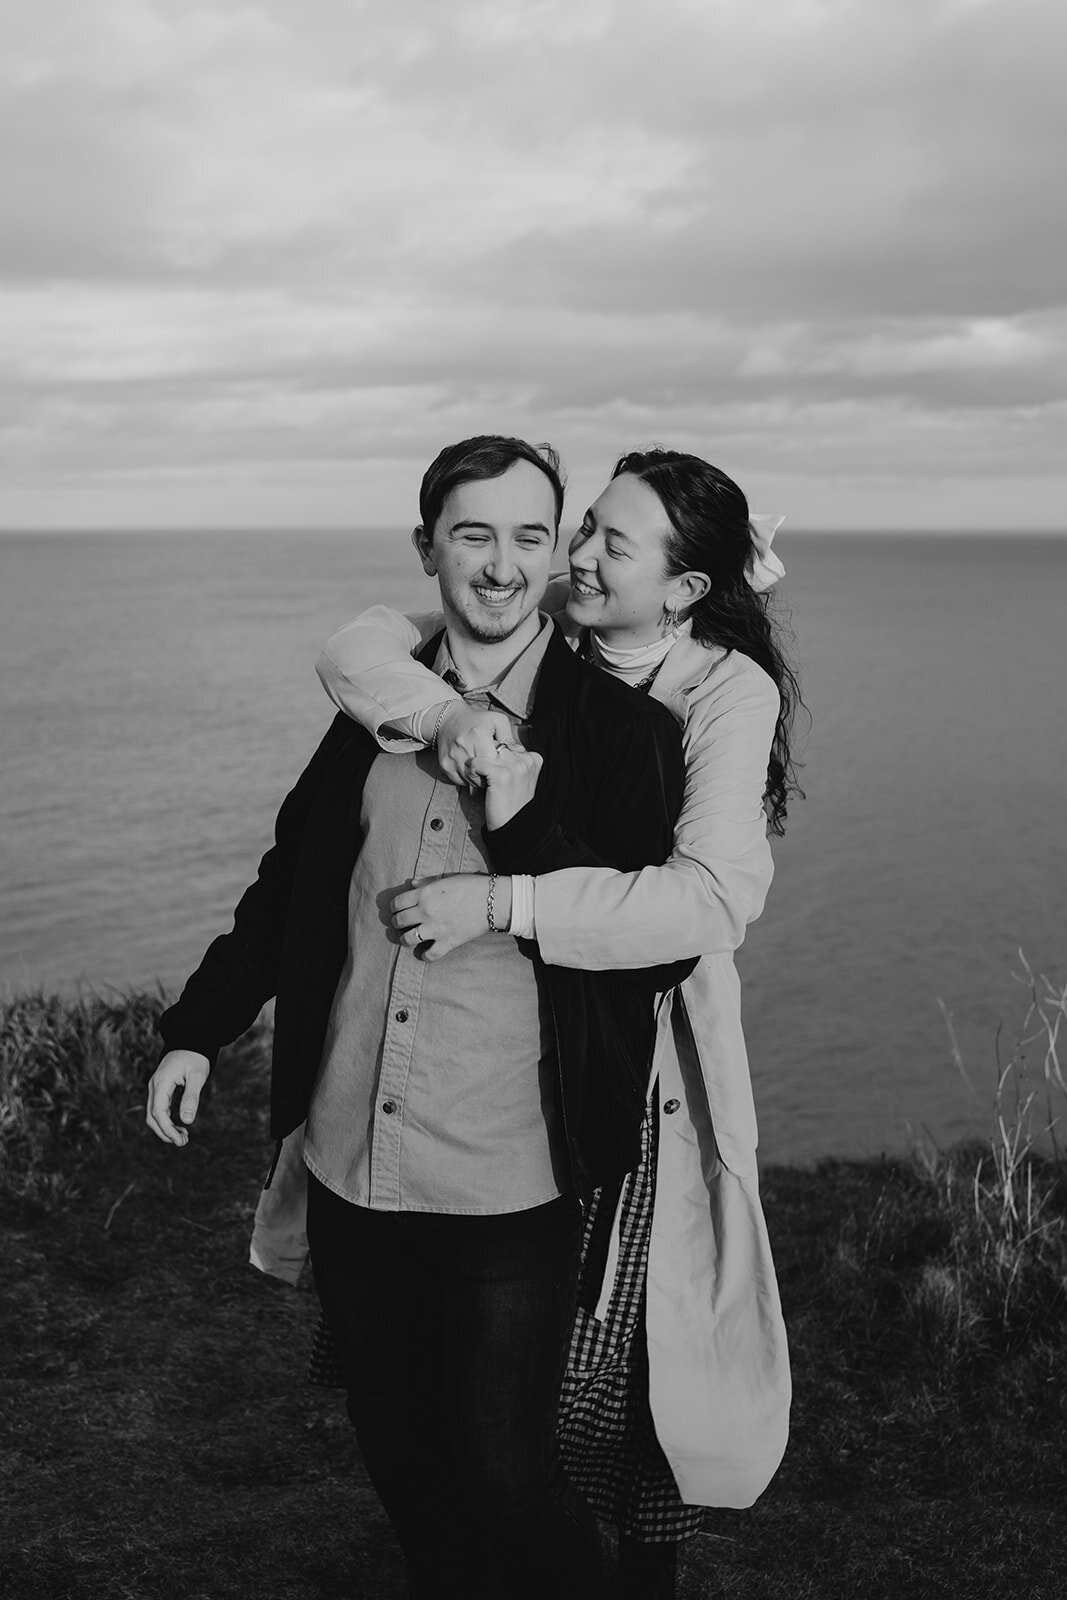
[661, 601, 682, 639]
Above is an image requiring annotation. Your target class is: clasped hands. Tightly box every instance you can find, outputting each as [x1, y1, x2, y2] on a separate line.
[434, 703, 543, 833]
[390, 705, 542, 960]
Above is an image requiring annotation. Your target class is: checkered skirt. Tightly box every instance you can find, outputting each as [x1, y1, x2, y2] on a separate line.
[307, 1303, 346, 1389]
[556, 1095, 705, 1543]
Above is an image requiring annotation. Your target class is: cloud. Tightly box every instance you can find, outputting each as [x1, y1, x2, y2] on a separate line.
[0, 0, 1064, 528]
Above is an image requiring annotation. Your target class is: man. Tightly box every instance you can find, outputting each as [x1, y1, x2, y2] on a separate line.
[146, 436, 689, 1600]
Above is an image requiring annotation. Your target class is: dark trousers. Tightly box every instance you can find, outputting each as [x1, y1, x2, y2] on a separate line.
[306, 1175, 605, 1600]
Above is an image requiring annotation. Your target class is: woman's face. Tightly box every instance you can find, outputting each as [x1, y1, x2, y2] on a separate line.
[566, 473, 680, 645]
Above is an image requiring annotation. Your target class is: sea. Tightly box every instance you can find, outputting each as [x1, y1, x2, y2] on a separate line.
[2, 529, 1064, 1166]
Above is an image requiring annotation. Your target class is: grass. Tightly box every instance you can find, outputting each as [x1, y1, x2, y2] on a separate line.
[919, 956, 1067, 1362]
[2, 983, 1066, 1599]
[0, 988, 169, 1215]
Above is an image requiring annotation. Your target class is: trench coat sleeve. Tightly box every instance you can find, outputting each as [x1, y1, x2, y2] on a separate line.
[157, 714, 350, 1065]
[316, 606, 457, 749]
[532, 654, 779, 970]
[314, 584, 574, 749]
[487, 716, 696, 995]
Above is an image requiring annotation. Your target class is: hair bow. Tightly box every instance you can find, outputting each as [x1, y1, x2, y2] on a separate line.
[746, 514, 786, 593]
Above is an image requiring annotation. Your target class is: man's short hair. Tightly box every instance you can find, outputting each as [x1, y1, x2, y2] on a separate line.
[418, 436, 566, 537]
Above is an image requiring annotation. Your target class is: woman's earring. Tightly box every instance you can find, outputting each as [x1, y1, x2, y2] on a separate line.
[661, 601, 681, 638]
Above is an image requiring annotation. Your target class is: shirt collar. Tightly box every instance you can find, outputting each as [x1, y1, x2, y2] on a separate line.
[433, 613, 553, 720]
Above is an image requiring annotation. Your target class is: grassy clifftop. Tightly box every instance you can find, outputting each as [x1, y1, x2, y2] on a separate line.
[2, 989, 1065, 1599]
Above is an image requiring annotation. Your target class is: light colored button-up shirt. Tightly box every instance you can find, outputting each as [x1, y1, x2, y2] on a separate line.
[304, 616, 567, 1214]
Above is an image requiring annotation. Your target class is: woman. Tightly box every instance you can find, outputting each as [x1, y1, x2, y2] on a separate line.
[307, 449, 801, 1596]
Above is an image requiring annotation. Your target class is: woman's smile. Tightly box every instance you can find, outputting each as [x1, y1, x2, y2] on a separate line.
[569, 573, 604, 599]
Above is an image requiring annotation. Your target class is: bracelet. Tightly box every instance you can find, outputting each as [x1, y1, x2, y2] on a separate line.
[429, 701, 454, 747]
[486, 873, 504, 934]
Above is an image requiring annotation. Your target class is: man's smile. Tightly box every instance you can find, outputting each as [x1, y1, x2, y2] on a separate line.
[472, 583, 524, 606]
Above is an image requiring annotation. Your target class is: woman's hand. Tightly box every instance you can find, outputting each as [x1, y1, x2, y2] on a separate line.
[435, 704, 513, 788]
[470, 744, 544, 832]
[391, 874, 514, 961]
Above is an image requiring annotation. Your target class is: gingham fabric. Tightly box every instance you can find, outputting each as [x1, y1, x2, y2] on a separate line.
[307, 1303, 345, 1389]
[557, 1096, 705, 1543]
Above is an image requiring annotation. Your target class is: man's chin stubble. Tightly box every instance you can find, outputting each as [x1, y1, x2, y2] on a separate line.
[465, 616, 529, 643]
[460, 594, 538, 644]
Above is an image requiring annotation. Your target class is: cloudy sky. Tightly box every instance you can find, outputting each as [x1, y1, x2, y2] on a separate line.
[1, 0, 1064, 530]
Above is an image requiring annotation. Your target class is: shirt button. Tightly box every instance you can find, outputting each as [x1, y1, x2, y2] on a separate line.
[381, 1100, 397, 1115]
[429, 817, 444, 831]
[663, 1098, 680, 1115]
[394, 1009, 409, 1023]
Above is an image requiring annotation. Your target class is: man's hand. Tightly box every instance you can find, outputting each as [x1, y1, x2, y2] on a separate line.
[435, 704, 513, 788]
[470, 745, 544, 832]
[146, 1050, 211, 1146]
[391, 874, 513, 961]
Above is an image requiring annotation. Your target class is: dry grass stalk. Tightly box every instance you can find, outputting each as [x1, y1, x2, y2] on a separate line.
[920, 957, 1067, 1355]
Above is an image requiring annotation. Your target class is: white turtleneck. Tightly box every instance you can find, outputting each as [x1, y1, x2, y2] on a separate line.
[586, 618, 692, 685]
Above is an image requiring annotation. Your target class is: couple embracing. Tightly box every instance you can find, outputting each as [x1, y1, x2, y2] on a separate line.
[147, 434, 800, 1599]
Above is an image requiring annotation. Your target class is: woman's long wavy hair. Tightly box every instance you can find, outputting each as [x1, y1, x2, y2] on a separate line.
[613, 448, 805, 836]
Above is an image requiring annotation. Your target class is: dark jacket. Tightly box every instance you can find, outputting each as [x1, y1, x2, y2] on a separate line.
[159, 624, 695, 1198]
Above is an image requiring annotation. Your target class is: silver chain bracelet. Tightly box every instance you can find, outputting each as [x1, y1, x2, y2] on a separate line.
[486, 872, 505, 933]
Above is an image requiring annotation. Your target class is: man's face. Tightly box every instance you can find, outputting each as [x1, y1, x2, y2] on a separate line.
[413, 460, 558, 645]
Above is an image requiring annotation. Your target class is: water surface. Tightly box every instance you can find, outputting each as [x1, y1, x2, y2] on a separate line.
[2, 529, 1063, 1163]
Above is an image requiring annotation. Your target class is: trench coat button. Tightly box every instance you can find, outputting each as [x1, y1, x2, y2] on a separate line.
[429, 817, 444, 831]
[663, 1098, 680, 1114]
[381, 1100, 397, 1115]
[395, 1009, 410, 1023]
